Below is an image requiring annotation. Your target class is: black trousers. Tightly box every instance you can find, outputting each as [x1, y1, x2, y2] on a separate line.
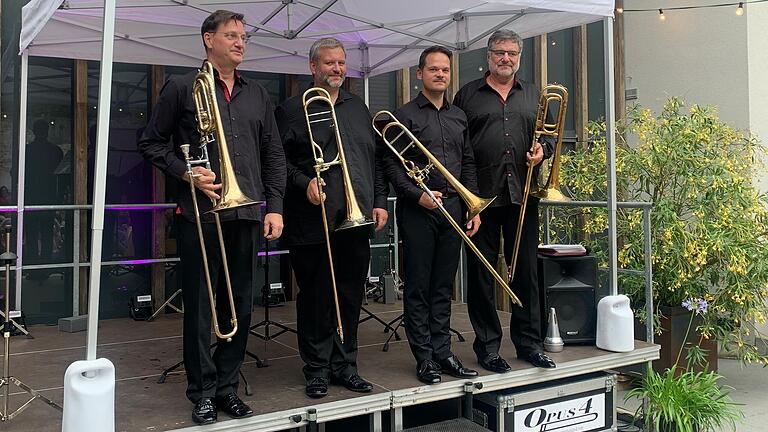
[398, 197, 462, 365]
[177, 217, 257, 403]
[466, 201, 542, 359]
[291, 229, 370, 380]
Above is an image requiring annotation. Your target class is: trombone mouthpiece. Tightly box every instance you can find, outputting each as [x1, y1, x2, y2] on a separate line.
[544, 307, 564, 352]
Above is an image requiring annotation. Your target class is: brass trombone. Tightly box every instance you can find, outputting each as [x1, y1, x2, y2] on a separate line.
[372, 110, 521, 306]
[302, 87, 373, 343]
[508, 84, 569, 282]
[181, 60, 258, 342]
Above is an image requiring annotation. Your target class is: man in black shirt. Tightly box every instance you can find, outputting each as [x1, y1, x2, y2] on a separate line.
[138, 10, 286, 425]
[453, 29, 556, 372]
[275, 37, 389, 399]
[383, 46, 479, 385]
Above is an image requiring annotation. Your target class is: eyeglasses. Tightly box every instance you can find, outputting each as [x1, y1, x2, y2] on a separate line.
[213, 32, 250, 43]
[489, 50, 520, 58]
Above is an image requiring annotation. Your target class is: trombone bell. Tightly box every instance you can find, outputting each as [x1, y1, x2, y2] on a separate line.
[466, 195, 495, 221]
[531, 84, 569, 202]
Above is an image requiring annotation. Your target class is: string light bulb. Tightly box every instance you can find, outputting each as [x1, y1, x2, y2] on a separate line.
[616, 7, 623, 13]
[736, 2, 744, 15]
[658, 8, 666, 21]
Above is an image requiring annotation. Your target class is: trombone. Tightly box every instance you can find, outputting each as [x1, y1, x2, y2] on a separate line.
[181, 60, 258, 342]
[509, 84, 569, 282]
[302, 87, 373, 343]
[372, 110, 521, 306]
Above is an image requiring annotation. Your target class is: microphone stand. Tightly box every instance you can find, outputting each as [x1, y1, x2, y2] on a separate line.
[0, 225, 61, 421]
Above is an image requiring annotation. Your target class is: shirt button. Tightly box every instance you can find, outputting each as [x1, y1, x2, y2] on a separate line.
[235, 152, 241, 156]
[236, 170, 241, 175]
[231, 117, 235, 121]
[505, 150, 510, 154]
[507, 172, 512, 177]
[234, 134, 238, 138]
[505, 117, 509, 121]
[505, 133, 509, 136]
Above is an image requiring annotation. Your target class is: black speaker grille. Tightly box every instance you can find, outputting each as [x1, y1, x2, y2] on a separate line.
[538, 255, 598, 344]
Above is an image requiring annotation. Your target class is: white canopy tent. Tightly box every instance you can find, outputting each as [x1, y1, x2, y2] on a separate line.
[23, 0, 613, 76]
[18, 0, 618, 360]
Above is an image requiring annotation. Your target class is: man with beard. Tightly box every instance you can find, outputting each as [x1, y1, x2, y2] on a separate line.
[275, 37, 389, 398]
[383, 46, 479, 385]
[453, 29, 556, 372]
[138, 10, 285, 425]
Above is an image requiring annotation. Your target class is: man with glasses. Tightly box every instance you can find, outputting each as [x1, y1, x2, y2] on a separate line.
[139, 10, 286, 425]
[383, 46, 479, 385]
[453, 29, 556, 373]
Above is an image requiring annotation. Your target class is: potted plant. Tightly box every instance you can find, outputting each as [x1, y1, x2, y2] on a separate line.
[624, 297, 743, 432]
[549, 97, 768, 368]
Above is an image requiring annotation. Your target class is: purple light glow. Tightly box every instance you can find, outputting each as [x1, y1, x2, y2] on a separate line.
[257, 251, 287, 257]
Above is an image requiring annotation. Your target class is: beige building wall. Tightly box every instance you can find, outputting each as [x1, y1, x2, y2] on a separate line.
[747, 4, 768, 195]
[624, 1, 768, 336]
[623, 0, 749, 127]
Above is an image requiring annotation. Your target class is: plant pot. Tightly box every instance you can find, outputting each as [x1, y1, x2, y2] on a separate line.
[635, 305, 718, 374]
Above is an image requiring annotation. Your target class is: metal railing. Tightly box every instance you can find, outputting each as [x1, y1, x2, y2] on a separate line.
[4, 197, 403, 318]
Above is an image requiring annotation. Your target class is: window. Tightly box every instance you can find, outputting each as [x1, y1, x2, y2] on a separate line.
[587, 21, 606, 121]
[547, 29, 576, 136]
[349, 71, 398, 113]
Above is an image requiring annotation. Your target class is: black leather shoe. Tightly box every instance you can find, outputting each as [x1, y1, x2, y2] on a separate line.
[524, 352, 556, 369]
[417, 360, 442, 385]
[305, 377, 329, 398]
[192, 397, 217, 425]
[216, 392, 253, 419]
[332, 374, 373, 393]
[438, 355, 479, 378]
[478, 353, 512, 373]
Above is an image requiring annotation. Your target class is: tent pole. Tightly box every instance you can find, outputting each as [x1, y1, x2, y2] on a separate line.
[364, 74, 369, 107]
[603, 16, 618, 297]
[86, 0, 116, 361]
[15, 50, 28, 310]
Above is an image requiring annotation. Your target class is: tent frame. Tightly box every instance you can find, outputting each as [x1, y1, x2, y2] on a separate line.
[15, 0, 620, 361]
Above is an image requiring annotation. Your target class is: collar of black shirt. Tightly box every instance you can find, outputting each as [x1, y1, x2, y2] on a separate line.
[480, 71, 521, 91]
[304, 85, 353, 104]
[209, 63, 247, 86]
[415, 91, 450, 110]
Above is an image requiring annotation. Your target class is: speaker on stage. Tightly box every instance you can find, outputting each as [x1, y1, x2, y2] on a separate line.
[537, 254, 597, 344]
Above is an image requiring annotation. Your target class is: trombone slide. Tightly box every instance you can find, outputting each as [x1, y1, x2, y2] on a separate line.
[509, 84, 568, 282]
[373, 110, 521, 306]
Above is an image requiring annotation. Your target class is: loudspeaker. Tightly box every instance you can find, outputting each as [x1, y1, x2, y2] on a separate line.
[537, 254, 597, 344]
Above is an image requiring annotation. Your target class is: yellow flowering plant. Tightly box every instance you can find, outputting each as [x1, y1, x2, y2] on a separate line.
[551, 97, 768, 364]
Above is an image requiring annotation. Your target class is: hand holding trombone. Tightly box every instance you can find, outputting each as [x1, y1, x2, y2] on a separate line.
[508, 84, 569, 282]
[181, 60, 259, 342]
[302, 86, 374, 343]
[372, 110, 521, 306]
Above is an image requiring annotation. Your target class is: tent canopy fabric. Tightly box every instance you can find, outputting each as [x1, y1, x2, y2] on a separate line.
[22, 0, 613, 77]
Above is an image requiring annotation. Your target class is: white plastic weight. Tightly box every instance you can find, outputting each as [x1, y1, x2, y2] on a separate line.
[62, 358, 115, 432]
[596, 294, 635, 352]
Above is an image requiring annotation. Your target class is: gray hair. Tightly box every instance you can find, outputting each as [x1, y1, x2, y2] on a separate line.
[309, 37, 346, 61]
[487, 29, 523, 51]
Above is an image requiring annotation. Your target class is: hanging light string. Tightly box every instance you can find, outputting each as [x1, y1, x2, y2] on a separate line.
[619, 0, 766, 15]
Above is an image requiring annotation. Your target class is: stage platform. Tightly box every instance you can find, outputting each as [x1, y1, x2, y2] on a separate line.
[1, 301, 658, 431]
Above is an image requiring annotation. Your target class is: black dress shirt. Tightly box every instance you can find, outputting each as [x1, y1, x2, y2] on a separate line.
[275, 87, 389, 246]
[138, 67, 286, 222]
[453, 75, 553, 206]
[384, 92, 479, 207]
